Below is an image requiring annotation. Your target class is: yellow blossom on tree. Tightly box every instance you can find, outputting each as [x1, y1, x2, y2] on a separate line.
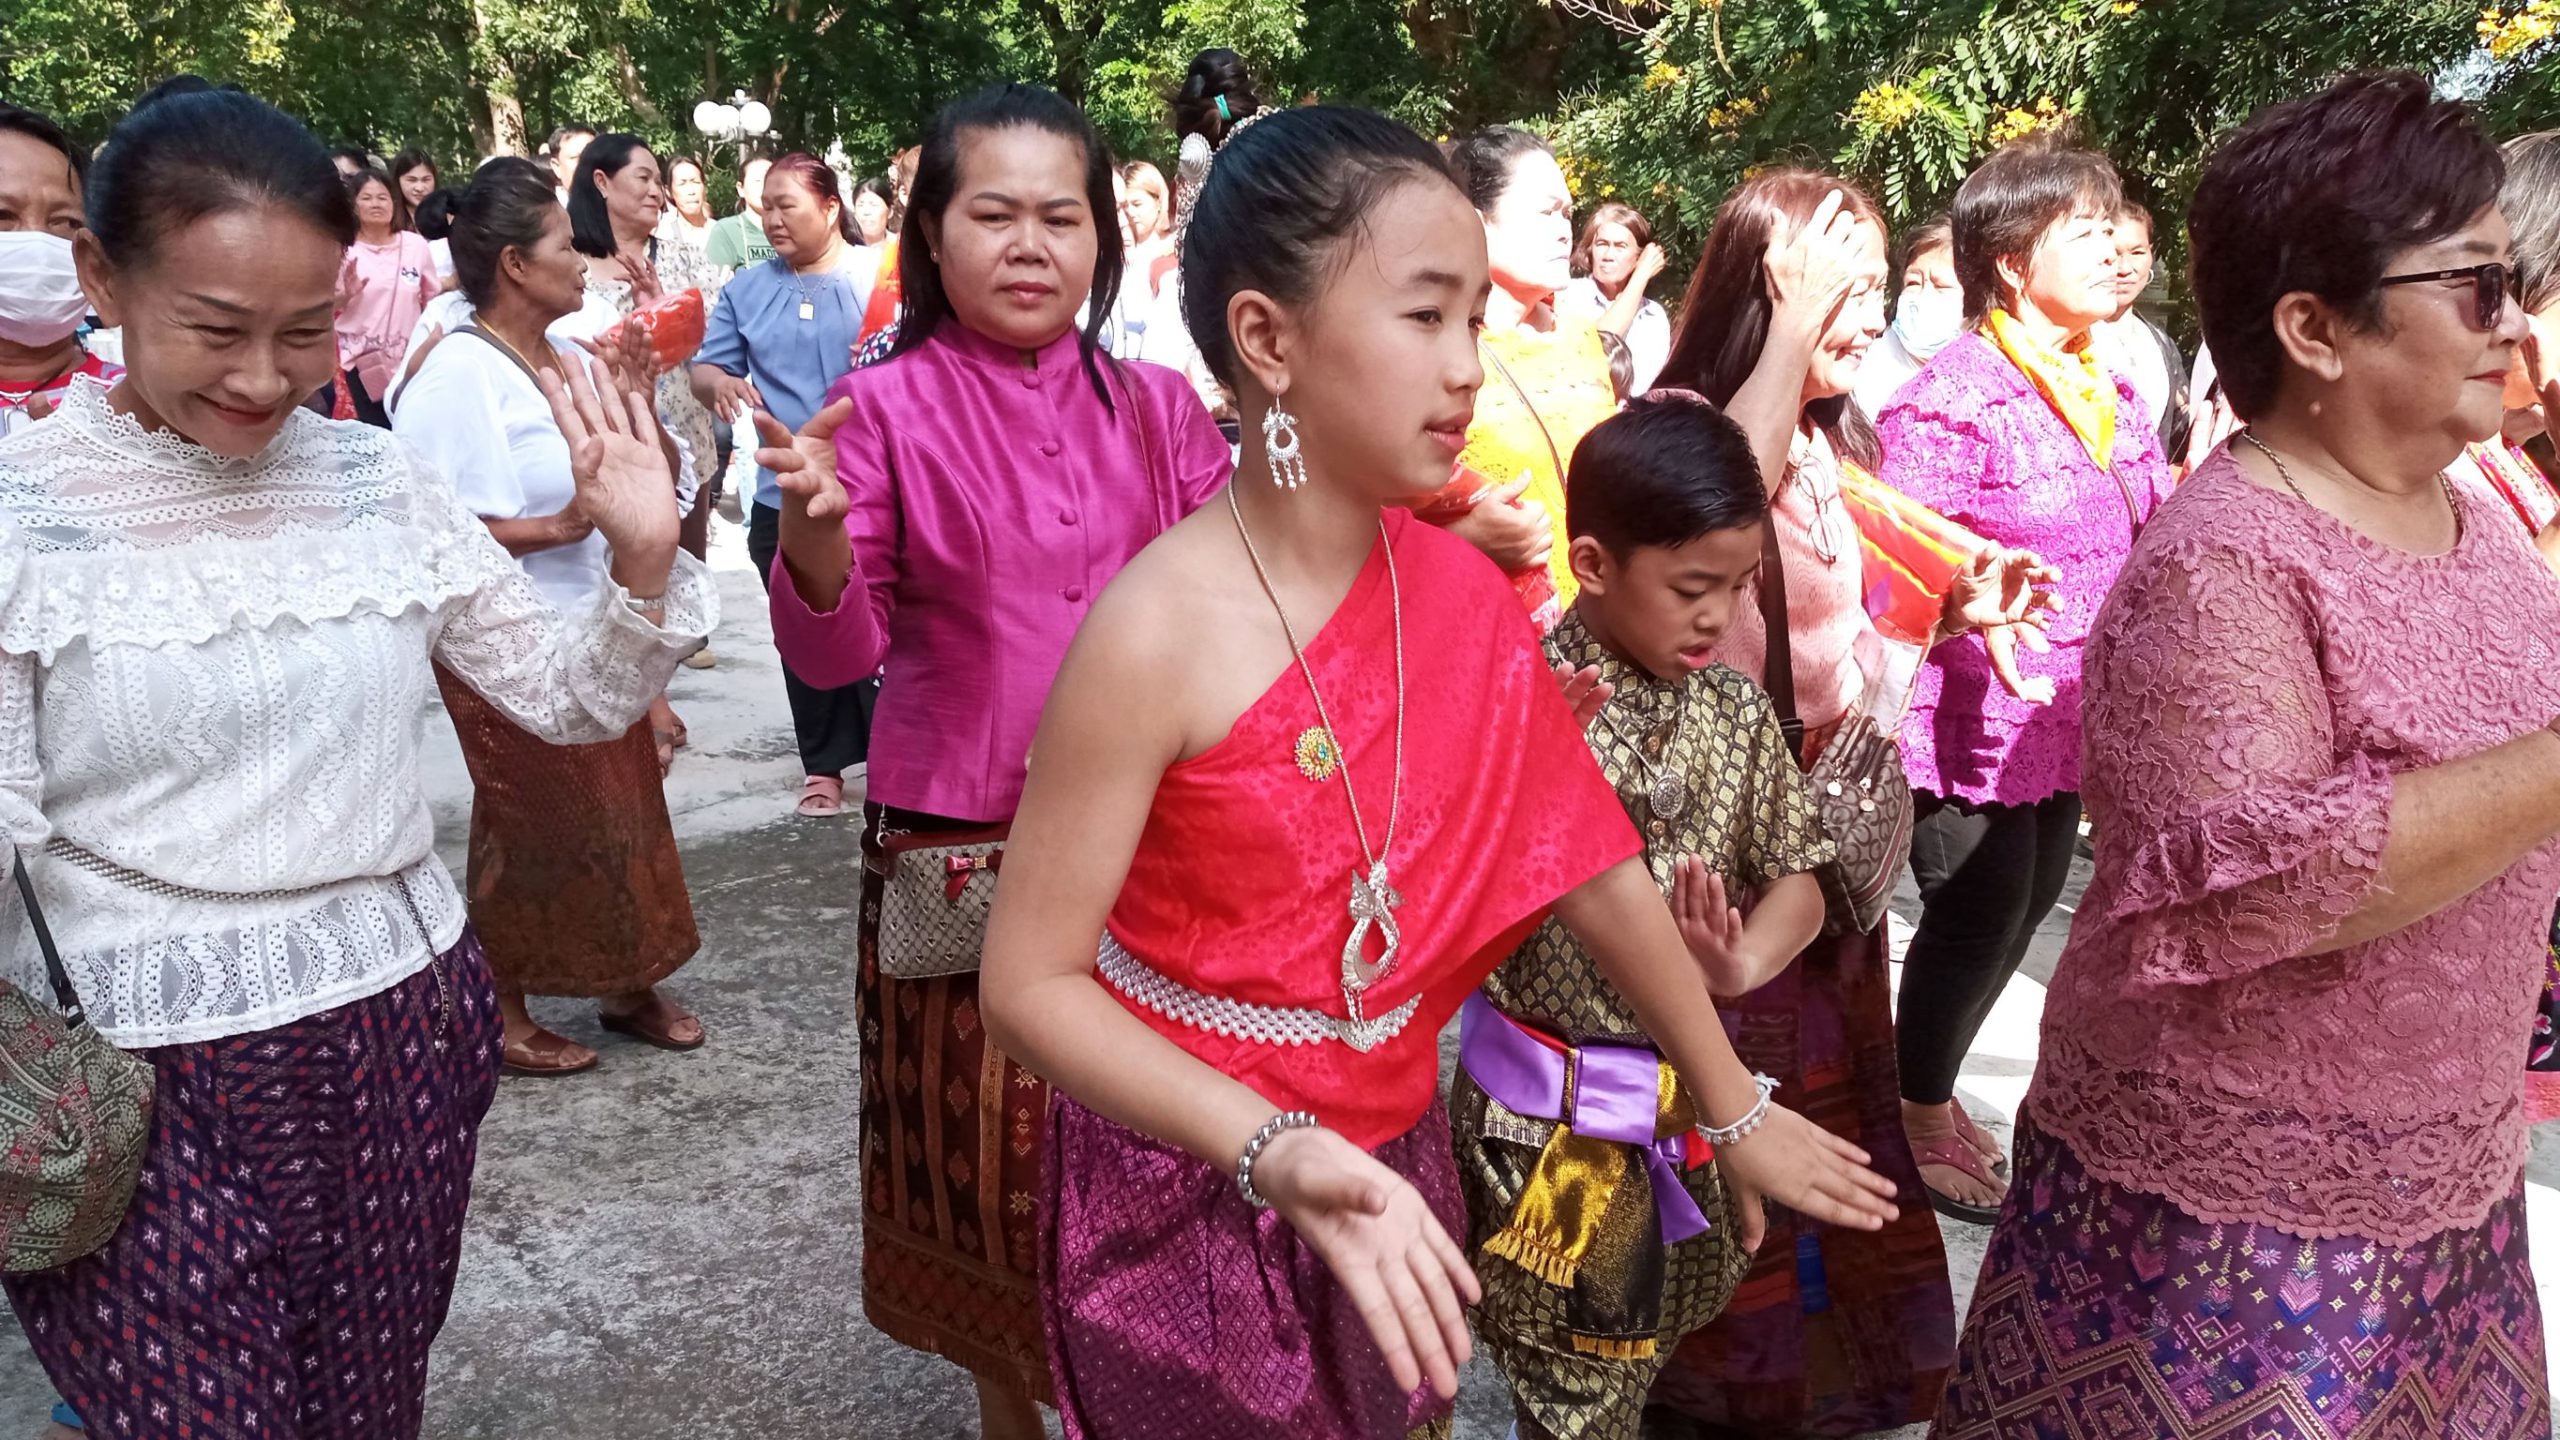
[1643, 62, 1685, 92]
[2481, 1, 2560, 58]
[1848, 82, 1925, 132]
[1988, 97, 2067, 145]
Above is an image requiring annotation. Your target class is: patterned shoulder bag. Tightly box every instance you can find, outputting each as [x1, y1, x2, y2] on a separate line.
[0, 852, 152, 1271]
[1757, 518, 1915, 937]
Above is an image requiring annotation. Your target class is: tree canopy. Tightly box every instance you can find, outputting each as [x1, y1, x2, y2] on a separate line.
[5, 0, 2555, 242]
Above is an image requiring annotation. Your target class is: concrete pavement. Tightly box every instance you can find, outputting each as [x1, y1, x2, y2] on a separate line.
[2, 515, 2553, 1438]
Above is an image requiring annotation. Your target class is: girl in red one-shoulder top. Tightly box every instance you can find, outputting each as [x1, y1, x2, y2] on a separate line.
[976, 107, 1900, 1440]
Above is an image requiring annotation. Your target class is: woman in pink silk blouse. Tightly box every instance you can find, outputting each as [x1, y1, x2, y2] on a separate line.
[764, 85, 1228, 1440]
[1934, 74, 2560, 1439]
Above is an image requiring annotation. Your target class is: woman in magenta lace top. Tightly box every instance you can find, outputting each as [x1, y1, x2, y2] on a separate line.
[764, 86, 1228, 1440]
[1873, 137, 2171, 1222]
[1936, 74, 2560, 1439]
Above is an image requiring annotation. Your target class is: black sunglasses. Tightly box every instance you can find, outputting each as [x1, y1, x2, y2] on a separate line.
[2374, 261, 2518, 330]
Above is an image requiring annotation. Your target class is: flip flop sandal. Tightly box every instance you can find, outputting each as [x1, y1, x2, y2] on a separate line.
[600, 994, 706, 1052]
[1950, 1099, 2013, 1178]
[796, 774, 845, 818]
[1912, 1132, 2006, 1226]
[503, 1027, 600, 1077]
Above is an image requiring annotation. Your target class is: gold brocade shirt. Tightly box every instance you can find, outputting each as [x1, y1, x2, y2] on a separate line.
[1482, 610, 1836, 1044]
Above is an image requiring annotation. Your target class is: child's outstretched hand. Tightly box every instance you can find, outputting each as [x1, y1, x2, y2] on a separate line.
[1711, 1102, 1902, 1253]
[1250, 1124, 1482, 1400]
[1672, 857, 1749, 994]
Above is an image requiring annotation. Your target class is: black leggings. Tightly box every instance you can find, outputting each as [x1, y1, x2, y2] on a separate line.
[747, 501, 877, 779]
[1895, 789, 2081, 1107]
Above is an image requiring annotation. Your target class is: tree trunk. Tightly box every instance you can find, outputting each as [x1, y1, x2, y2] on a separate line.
[466, 0, 529, 155]
[611, 40, 667, 126]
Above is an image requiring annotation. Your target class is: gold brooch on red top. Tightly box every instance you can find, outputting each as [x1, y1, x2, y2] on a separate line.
[1293, 727, 1340, 782]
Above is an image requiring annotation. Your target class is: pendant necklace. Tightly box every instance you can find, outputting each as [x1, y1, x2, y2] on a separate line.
[1227, 486, 1408, 1052]
[1593, 697, 1689, 821]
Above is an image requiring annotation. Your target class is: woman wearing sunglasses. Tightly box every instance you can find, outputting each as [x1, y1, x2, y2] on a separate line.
[1934, 73, 2560, 1438]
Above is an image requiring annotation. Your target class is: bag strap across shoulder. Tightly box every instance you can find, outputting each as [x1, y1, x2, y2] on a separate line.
[12, 852, 84, 1023]
[1756, 498, 1805, 759]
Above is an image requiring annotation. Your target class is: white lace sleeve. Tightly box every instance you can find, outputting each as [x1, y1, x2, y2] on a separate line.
[414, 458, 717, 743]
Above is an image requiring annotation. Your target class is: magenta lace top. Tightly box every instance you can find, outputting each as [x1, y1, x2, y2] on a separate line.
[1876, 331, 2171, 804]
[2030, 451, 2560, 1245]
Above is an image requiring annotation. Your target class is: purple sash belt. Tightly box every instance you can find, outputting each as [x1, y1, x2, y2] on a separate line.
[1456, 992, 1711, 1242]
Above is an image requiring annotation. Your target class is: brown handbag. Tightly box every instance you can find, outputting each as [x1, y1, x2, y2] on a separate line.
[869, 818, 1010, 980]
[1757, 514, 1916, 937]
[0, 853, 153, 1272]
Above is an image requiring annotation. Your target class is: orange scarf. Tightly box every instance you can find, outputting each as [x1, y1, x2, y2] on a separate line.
[1983, 307, 2116, 471]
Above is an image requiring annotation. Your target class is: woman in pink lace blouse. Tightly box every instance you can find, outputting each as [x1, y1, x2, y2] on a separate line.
[1935, 74, 2560, 1438]
[1874, 136, 2172, 1223]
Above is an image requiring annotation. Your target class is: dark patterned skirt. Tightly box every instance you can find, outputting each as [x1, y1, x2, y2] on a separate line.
[436, 667, 699, 997]
[1042, 1093, 1461, 1440]
[1647, 922, 1957, 1436]
[6, 934, 504, 1440]
[1932, 1113, 2550, 1439]
[857, 804, 1050, 1400]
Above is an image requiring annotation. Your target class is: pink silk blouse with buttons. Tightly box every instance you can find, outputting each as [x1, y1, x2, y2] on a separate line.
[768, 324, 1232, 822]
[2032, 452, 2560, 1246]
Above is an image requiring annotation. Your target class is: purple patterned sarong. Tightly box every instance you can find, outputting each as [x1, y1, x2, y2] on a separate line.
[6, 934, 503, 1440]
[1934, 1112, 2550, 1439]
[1041, 1094, 1462, 1440]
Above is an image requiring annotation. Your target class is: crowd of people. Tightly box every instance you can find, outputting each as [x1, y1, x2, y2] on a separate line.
[0, 39, 2558, 1440]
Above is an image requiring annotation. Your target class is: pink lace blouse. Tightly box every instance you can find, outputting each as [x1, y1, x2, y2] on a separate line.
[1877, 331, 2172, 804]
[2030, 451, 2560, 1245]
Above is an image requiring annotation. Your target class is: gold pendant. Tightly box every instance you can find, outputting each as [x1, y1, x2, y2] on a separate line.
[1294, 727, 1340, 782]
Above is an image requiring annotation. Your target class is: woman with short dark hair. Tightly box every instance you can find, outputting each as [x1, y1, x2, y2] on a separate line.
[0, 84, 709, 1440]
[1874, 134, 2171, 1224]
[1935, 73, 2560, 1437]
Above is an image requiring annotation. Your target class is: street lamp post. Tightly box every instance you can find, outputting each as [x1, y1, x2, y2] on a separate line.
[691, 90, 776, 193]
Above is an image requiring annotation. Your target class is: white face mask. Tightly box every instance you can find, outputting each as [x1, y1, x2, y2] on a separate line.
[0, 232, 91, 347]
[1892, 287, 1965, 361]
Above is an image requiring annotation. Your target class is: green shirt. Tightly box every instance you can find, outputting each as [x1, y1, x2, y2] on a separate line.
[704, 211, 774, 269]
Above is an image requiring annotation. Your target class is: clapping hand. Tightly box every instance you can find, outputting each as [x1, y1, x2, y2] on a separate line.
[614, 250, 664, 305]
[1248, 1125, 1482, 1400]
[1984, 622, 2056, 706]
[577, 319, 659, 394]
[1943, 546, 2059, 634]
[1553, 663, 1614, 726]
[537, 354, 679, 583]
[753, 399, 853, 524]
[1671, 857, 1749, 995]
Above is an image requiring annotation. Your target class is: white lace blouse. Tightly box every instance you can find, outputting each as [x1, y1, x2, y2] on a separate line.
[0, 381, 717, 1047]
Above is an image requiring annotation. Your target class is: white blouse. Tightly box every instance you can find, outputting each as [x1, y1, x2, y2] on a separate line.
[392, 332, 607, 609]
[0, 380, 717, 1047]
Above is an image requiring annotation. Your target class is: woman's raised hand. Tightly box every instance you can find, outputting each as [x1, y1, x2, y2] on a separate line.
[1945, 546, 2061, 634]
[1763, 189, 1860, 345]
[753, 400, 853, 524]
[1711, 1100, 1901, 1254]
[1248, 1125, 1481, 1400]
[537, 353, 678, 580]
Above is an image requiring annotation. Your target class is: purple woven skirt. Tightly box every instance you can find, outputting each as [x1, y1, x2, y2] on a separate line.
[1041, 1094, 1462, 1440]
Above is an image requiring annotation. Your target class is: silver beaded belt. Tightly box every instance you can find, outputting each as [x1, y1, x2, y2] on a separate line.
[1097, 931, 1423, 1051]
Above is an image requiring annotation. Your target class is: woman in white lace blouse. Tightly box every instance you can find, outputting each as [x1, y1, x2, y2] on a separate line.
[0, 81, 714, 1440]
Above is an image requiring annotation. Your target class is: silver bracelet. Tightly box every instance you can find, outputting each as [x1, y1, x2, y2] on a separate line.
[1697, 1074, 1780, 1147]
[1236, 1110, 1320, 1210]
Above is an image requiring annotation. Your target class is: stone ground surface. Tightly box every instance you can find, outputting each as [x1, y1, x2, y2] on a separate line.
[2, 513, 2556, 1438]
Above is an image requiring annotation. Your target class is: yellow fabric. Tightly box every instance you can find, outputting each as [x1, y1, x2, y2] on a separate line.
[1461, 318, 1621, 608]
[1484, 1050, 1697, 1303]
[1982, 307, 2117, 471]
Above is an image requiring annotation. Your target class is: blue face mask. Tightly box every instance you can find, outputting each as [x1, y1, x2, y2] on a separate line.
[1891, 287, 1964, 360]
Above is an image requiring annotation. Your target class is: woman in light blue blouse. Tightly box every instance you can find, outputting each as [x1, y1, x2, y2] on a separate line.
[691, 151, 877, 816]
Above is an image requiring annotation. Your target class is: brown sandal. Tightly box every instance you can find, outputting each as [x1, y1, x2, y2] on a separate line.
[599, 991, 705, 1051]
[1913, 1132, 2006, 1226]
[503, 1026, 600, 1076]
[1950, 1099, 2012, 1178]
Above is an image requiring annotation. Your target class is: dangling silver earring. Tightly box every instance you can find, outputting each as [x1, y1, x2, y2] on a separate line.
[1263, 402, 1308, 491]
